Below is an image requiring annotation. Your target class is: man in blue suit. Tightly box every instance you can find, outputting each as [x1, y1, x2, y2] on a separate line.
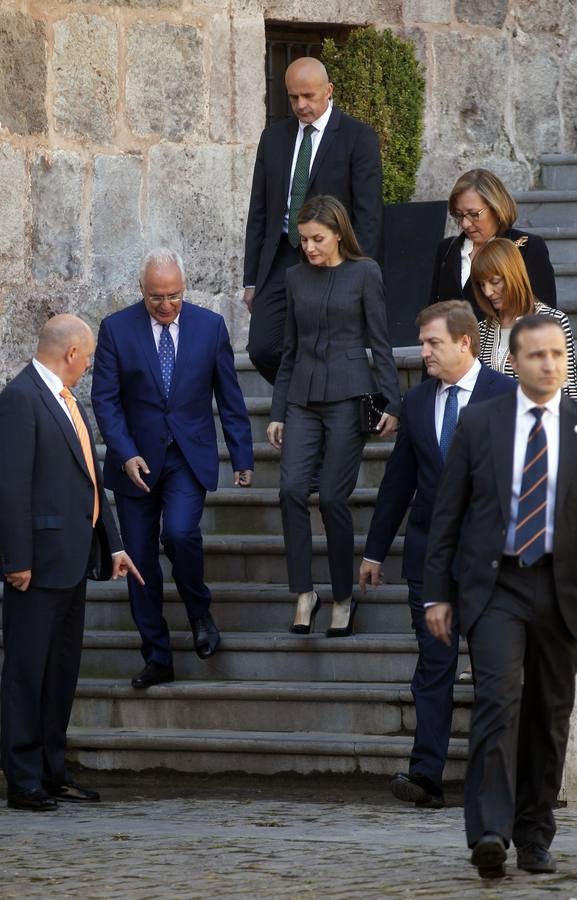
[359, 301, 516, 807]
[92, 249, 254, 688]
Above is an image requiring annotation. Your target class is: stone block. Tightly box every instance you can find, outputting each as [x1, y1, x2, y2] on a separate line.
[512, 31, 561, 158]
[148, 143, 245, 298]
[91, 155, 144, 290]
[455, 0, 508, 29]
[560, 36, 577, 154]
[232, 17, 266, 143]
[511, 0, 574, 35]
[413, 152, 531, 204]
[76, 0, 181, 6]
[429, 33, 508, 154]
[263, 0, 400, 25]
[209, 15, 232, 143]
[402, 0, 451, 23]
[31, 151, 83, 282]
[53, 14, 118, 142]
[126, 23, 205, 140]
[0, 10, 47, 135]
[0, 144, 27, 285]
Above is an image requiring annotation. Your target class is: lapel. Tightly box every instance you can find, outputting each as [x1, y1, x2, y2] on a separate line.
[555, 394, 577, 519]
[27, 364, 92, 481]
[469, 364, 491, 402]
[136, 302, 165, 398]
[169, 302, 195, 398]
[308, 106, 340, 187]
[281, 118, 300, 206]
[489, 391, 517, 523]
[421, 377, 444, 469]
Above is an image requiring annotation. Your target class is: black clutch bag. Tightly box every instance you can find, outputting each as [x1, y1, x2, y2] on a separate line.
[359, 392, 387, 434]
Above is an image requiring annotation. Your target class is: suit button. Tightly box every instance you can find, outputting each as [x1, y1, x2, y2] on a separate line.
[491, 560, 499, 568]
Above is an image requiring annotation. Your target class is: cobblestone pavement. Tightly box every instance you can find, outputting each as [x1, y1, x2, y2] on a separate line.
[0, 774, 575, 898]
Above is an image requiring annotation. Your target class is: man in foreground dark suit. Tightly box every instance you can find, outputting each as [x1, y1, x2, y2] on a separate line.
[0, 315, 142, 811]
[424, 316, 577, 879]
[243, 56, 383, 384]
[92, 248, 254, 689]
[360, 301, 515, 809]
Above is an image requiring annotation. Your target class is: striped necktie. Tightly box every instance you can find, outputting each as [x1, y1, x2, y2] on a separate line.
[287, 124, 314, 248]
[60, 387, 100, 526]
[514, 407, 547, 565]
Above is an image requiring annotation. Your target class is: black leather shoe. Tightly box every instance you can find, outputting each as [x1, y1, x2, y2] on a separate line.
[517, 843, 556, 873]
[192, 612, 220, 659]
[48, 780, 100, 803]
[471, 833, 507, 879]
[7, 789, 58, 812]
[131, 661, 175, 689]
[390, 772, 444, 809]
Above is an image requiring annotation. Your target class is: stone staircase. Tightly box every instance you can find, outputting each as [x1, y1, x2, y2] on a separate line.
[516, 154, 577, 331]
[63, 349, 474, 778]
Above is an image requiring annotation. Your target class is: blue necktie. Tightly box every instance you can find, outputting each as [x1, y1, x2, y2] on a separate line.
[158, 325, 175, 397]
[439, 385, 459, 461]
[515, 407, 548, 565]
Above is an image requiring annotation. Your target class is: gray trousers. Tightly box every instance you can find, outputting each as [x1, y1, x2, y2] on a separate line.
[279, 399, 365, 601]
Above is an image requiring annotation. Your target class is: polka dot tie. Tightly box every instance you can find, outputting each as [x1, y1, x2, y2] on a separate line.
[159, 324, 175, 397]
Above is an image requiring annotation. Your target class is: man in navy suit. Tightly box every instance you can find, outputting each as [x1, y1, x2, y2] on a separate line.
[243, 56, 383, 384]
[92, 249, 254, 689]
[359, 301, 516, 808]
[0, 315, 141, 811]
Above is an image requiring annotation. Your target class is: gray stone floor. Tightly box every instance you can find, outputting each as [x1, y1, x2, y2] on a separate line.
[0, 774, 576, 898]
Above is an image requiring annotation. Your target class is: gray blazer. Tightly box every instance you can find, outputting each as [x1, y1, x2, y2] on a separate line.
[270, 258, 401, 421]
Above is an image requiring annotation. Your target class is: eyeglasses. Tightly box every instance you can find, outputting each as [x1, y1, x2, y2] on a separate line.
[145, 293, 183, 304]
[450, 207, 489, 225]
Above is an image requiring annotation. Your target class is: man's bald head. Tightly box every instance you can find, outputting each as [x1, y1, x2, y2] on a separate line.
[36, 315, 95, 387]
[285, 57, 333, 125]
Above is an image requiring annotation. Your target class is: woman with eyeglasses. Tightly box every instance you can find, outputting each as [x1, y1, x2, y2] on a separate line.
[472, 237, 577, 398]
[430, 168, 556, 318]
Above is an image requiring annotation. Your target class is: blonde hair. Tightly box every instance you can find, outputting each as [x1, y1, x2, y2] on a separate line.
[449, 169, 517, 231]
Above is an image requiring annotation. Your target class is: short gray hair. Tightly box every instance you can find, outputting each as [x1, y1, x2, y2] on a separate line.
[139, 247, 186, 285]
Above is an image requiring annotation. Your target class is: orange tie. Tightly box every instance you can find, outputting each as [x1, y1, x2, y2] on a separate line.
[60, 387, 100, 526]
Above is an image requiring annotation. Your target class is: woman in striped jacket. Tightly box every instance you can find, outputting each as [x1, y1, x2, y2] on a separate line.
[471, 238, 577, 399]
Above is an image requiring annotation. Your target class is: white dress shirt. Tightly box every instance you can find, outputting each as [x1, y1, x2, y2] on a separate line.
[32, 358, 76, 431]
[283, 102, 334, 232]
[504, 386, 560, 555]
[434, 358, 482, 443]
[150, 314, 180, 355]
[460, 237, 474, 287]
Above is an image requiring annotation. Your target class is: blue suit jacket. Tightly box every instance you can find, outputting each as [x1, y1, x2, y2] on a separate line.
[91, 301, 253, 496]
[364, 363, 516, 582]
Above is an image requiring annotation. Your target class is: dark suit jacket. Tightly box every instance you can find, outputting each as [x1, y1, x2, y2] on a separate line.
[429, 227, 557, 317]
[364, 364, 516, 581]
[423, 391, 577, 639]
[0, 364, 122, 589]
[91, 300, 254, 496]
[243, 107, 383, 292]
[270, 259, 401, 421]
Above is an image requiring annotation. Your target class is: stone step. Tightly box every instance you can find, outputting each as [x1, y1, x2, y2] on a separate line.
[525, 226, 577, 266]
[539, 154, 577, 191]
[515, 190, 577, 228]
[70, 678, 473, 736]
[199, 534, 403, 583]
[83, 581, 413, 633]
[200, 488, 393, 535]
[96, 442, 391, 490]
[66, 726, 468, 778]
[73, 630, 468, 682]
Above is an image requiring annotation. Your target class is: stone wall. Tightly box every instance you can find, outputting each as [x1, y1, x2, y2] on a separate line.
[1, 0, 577, 384]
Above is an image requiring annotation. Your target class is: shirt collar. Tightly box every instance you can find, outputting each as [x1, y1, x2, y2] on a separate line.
[516, 385, 561, 418]
[299, 100, 333, 135]
[150, 313, 180, 330]
[32, 357, 65, 395]
[440, 357, 481, 394]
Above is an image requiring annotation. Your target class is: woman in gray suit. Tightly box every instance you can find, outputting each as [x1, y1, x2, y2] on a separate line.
[267, 196, 401, 636]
